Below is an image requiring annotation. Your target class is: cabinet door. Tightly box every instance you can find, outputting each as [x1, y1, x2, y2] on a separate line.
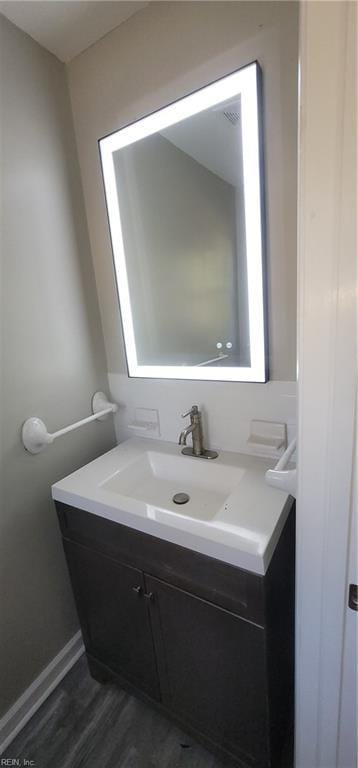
[64, 540, 160, 700]
[146, 575, 269, 766]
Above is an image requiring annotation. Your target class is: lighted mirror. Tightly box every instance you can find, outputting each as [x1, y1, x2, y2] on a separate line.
[100, 62, 268, 382]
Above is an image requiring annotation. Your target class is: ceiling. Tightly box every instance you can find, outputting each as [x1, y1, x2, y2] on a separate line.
[0, 1, 148, 62]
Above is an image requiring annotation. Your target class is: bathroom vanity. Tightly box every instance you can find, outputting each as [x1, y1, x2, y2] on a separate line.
[53, 439, 294, 768]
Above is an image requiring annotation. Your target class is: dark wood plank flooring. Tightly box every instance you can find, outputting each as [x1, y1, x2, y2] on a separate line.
[4, 655, 293, 768]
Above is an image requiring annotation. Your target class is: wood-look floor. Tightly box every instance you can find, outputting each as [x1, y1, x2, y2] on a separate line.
[4, 655, 293, 768]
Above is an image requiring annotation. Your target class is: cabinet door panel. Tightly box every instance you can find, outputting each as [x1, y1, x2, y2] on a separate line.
[64, 540, 160, 700]
[147, 575, 269, 766]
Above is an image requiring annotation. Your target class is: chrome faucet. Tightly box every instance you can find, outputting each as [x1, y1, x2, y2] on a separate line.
[179, 406, 218, 460]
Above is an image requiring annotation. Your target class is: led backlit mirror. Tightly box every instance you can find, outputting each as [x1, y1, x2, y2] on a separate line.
[100, 62, 268, 382]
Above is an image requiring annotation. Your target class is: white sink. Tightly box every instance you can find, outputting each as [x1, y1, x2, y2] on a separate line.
[52, 437, 291, 575]
[101, 450, 245, 522]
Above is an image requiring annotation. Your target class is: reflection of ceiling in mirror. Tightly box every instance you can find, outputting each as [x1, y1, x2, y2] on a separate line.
[160, 98, 242, 188]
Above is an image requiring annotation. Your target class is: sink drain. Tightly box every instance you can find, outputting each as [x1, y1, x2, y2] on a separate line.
[173, 492, 190, 505]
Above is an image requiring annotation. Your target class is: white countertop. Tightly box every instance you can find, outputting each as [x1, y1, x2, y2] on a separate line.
[52, 437, 291, 575]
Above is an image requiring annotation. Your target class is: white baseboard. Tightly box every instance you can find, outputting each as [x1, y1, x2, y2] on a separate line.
[0, 630, 85, 756]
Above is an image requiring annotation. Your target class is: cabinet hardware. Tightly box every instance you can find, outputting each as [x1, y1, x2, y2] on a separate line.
[144, 592, 154, 601]
[348, 584, 358, 611]
[132, 585, 143, 595]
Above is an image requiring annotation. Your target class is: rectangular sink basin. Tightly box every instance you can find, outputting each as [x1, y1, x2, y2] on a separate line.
[52, 437, 291, 575]
[101, 451, 245, 521]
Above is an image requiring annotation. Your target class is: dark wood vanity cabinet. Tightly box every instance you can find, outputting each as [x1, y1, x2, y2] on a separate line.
[147, 575, 269, 765]
[64, 541, 160, 700]
[56, 499, 295, 768]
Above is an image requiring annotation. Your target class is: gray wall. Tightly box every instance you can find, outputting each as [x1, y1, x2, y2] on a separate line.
[68, 1, 299, 380]
[115, 133, 238, 365]
[0, 16, 115, 716]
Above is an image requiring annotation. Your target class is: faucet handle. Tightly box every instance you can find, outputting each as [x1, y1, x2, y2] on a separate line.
[181, 405, 199, 418]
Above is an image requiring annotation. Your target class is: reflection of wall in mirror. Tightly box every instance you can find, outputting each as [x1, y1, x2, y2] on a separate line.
[161, 98, 250, 369]
[114, 133, 249, 367]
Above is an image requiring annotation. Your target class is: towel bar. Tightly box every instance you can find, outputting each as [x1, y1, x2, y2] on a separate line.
[265, 437, 297, 497]
[22, 391, 118, 454]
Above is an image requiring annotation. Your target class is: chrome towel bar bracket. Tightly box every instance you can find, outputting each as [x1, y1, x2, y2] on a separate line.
[22, 391, 118, 454]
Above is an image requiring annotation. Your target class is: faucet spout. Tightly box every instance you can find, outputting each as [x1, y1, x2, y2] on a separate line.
[178, 424, 195, 446]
